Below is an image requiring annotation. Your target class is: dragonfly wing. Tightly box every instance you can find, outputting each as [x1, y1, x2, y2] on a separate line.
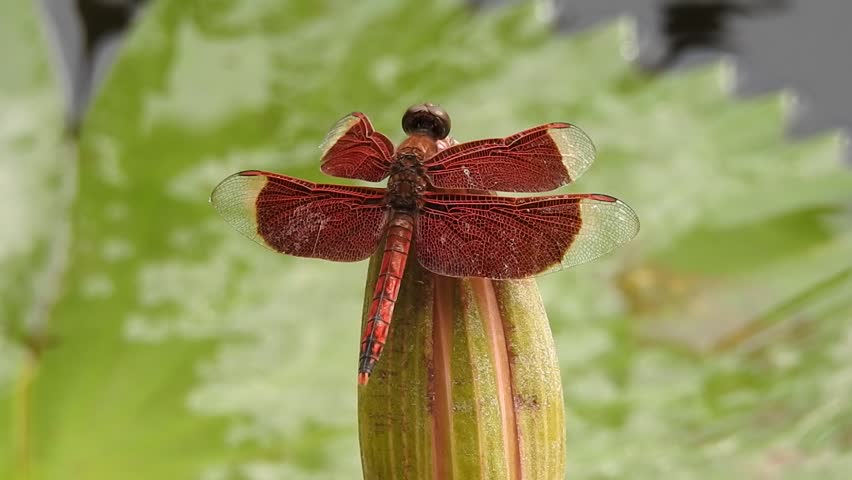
[319, 112, 395, 182]
[416, 192, 638, 278]
[423, 123, 595, 192]
[211, 170, 389, 261]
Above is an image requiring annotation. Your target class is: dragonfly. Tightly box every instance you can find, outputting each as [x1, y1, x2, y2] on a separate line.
[211, 103, 639, 385]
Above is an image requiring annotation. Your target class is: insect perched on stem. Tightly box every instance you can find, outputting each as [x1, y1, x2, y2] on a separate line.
[211, 103, 639, 384]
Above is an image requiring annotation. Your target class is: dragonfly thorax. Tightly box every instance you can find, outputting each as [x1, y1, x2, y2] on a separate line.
[386, 150, 428, 212]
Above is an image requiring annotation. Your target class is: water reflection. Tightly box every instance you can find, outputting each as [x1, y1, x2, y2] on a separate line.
[38, 0, 148, 130]
[652, 1, 788, 69]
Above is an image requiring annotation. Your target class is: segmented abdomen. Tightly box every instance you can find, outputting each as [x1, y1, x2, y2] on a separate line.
[358, 213, 414, 385]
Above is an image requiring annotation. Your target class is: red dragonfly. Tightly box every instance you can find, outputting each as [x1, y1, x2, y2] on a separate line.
[211, 104, 638, 385]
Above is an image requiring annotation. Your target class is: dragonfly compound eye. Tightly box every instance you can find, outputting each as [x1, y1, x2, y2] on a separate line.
[402, 103, 451, 140]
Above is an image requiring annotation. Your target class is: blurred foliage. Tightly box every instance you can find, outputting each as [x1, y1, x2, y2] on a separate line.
[2, 0, 852, 479]
[0, 0, 68, 362]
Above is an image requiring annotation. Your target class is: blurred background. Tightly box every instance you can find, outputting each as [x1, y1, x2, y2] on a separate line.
[2, 0, 851, 478]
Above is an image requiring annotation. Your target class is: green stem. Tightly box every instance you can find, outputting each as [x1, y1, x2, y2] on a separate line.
[432, 275, 455, 479]
[470, 278, 520, 480]
[358, 250, 565, 479]
[13, 351, 37, 480]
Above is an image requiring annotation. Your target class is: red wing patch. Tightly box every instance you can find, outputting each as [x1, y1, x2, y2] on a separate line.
[211, 170, 389, 262]
[423, 123, 595, 192]
[416, 192, 638, 278]
[319, 112, 395, 182]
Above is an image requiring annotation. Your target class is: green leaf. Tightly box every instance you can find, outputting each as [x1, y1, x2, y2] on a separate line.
[0, 2, 72, 476]
[2, 0, 851, 478]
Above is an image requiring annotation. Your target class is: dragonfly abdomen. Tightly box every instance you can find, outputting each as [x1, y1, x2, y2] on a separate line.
[358, 212, 414, 385]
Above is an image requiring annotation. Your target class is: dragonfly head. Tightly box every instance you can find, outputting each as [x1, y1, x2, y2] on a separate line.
[402, 103, 451, 140]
